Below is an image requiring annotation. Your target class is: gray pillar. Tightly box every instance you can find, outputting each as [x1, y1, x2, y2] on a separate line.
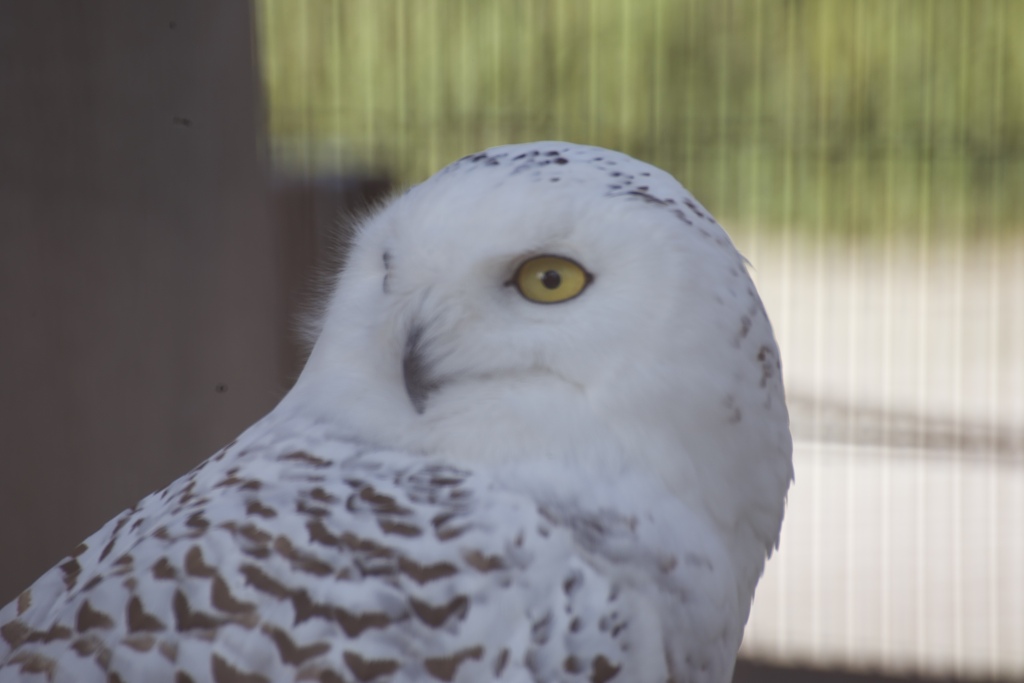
[0, 1, 286, 602]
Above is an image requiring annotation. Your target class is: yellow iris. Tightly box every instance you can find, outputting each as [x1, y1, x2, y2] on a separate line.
[513, 255, 592, 304]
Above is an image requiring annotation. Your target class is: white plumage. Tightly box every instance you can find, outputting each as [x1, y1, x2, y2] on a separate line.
[0, 142, 792, 683]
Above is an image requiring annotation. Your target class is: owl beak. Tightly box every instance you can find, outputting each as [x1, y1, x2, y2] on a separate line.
[402, 323, 440, 414]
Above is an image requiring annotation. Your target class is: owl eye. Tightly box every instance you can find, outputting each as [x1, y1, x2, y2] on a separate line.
[511, 255, 593, 304]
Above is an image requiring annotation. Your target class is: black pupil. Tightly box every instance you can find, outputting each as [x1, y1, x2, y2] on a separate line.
[540, 269, 562, 289]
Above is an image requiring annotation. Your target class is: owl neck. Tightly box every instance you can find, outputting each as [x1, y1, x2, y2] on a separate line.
[283, 342, 785, 624]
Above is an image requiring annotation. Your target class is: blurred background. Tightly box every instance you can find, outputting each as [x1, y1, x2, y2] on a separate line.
[1, 1, 1021, 681]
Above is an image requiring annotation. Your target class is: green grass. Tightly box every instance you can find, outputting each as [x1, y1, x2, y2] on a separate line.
[256, 0, 1023, 239]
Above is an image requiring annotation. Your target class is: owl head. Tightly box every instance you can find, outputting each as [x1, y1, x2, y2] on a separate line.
[288, 141, 793, 598]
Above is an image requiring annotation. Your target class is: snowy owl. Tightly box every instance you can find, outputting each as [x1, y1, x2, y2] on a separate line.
[0, 142, 792, 683]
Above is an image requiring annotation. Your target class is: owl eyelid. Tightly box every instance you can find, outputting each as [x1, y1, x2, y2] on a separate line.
[506, 253, 591, 279]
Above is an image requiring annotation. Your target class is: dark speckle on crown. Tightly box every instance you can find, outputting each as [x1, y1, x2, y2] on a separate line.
[437, 142, 721, 232]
